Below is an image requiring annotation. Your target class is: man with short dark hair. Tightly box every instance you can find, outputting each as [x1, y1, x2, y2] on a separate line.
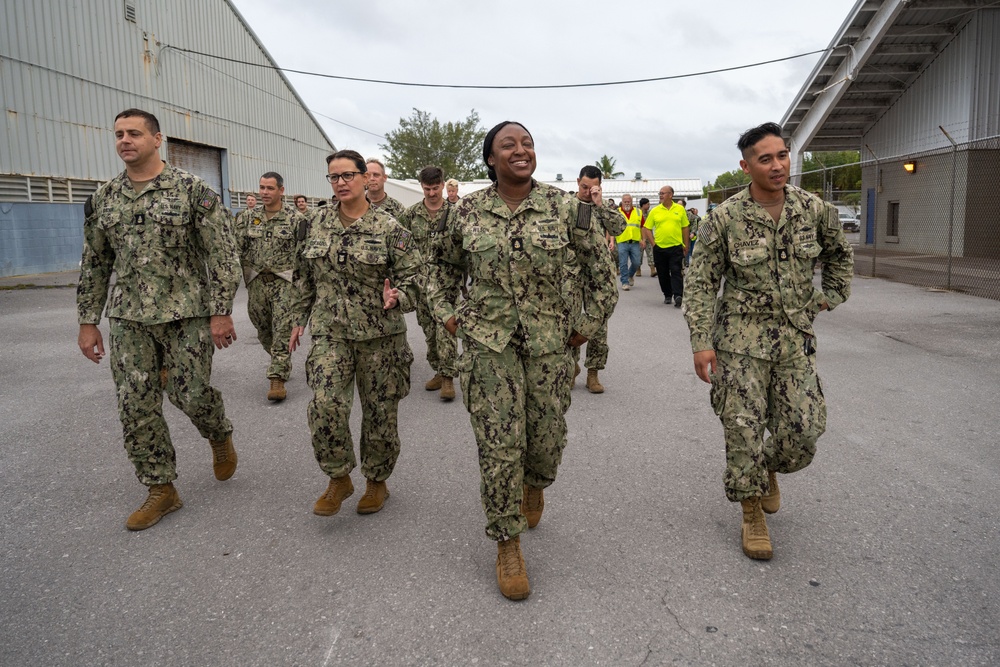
[642, 185, 689, 307]
[398, 166, 458, 400]
[77, 108, 240, 531]
[365, 158, 405, 218]
[294, 194, 309, 213]
[568, 165, 625, 394]
[684, 122, 853, 561]
[236, 171, 306, 401]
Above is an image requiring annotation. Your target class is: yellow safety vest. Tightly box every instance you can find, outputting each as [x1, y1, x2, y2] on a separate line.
[615, 207, 643, 243]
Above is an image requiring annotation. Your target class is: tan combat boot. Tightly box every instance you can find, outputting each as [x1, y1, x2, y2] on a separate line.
[761, 471, 780, 514]
[356, 479, 390, 514]
[126, 483, 182, 531]
[496, 536, 531, 600]
[267, 378, 286, 402]
[586, 369, 604, 394]
[522, 485, 544, 529]
[740, 497, 773, 560]
[650, 266, 658, 277]
[209, 435, 238, 481]
[424, 373, 444, 391]
[572, 363, 581, 388]
[314, 475, 355, 516]
[439, 377, 456, 402]
[635, 267, 642, 277]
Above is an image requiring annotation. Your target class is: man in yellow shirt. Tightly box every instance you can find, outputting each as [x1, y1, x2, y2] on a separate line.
[642, 186, 689, 307]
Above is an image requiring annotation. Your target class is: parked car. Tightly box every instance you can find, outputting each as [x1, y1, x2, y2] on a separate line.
[840, 213, 860, 233]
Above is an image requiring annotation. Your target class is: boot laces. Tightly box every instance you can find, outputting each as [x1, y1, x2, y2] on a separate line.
[499, 542, 526, 577]
[211, 440, 230, 463]
[749, 507, 768, 537]
[524, 489, 542, 513]
[139, 486, 167, 511]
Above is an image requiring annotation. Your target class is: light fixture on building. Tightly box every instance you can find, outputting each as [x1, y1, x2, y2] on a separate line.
[903, 162, 916, 173]
[556, 173, 563, 181]
[634, 172, 642, 180]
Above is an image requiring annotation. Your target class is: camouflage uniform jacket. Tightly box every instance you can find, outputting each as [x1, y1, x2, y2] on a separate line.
[563, 194, 625, 315]
[396, 200, 454, 272]
[77, 162, 239, 325]
[291, 204, 422, 340]
[427, 181, 619, 355]
[236, 204, 305, 285]
[684, 185, 853, 360]
[369, 194, 406, 219]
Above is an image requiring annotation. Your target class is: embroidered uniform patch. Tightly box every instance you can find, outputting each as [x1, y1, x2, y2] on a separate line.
[394, 230, 412, 252]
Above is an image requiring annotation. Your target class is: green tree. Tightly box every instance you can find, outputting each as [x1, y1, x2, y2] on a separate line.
[595, 155, 624, 179]
[799, 151, 862, 199]
[379, 108, 487, 181]
[706, 168, 751, 202]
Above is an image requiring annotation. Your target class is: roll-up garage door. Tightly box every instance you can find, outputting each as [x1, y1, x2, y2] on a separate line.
[167, 140, 223, 195]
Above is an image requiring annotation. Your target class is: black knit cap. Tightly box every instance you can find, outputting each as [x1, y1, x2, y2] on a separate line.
[482, 121, 533, 183]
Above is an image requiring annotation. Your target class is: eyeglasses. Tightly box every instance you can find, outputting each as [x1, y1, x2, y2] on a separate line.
[326, 171, 362, 184]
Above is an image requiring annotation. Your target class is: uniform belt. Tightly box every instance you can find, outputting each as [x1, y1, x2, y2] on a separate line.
[258, 272, 278, 283]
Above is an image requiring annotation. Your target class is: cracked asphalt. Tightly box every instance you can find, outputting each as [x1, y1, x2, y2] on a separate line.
[1, 271, 998, 666]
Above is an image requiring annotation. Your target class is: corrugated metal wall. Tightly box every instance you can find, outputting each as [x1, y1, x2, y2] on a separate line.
[0, 0, 335, 198]
[862, 12, 994, 158]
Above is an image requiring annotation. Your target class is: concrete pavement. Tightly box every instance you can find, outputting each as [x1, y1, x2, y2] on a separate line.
[1, 271, 998, 666]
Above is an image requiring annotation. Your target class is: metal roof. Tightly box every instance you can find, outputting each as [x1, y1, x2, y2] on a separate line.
[781, 0, 983, 152]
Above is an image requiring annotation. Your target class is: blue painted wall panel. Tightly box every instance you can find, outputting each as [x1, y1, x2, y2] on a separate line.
[0, 203, 83, 276]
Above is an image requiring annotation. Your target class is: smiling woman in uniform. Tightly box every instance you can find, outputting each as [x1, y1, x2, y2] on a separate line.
[426, 122, 618, 600]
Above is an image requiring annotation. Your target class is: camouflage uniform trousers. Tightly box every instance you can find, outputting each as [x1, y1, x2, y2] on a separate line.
[247, 276, 295, 381]
[109, 317, 233, 486]
[458, 335, 574, 541]
[571, 322, 608, 371]
[414, 284, 457, 377]
[710, 348, 826, 502]
[305, 332, 413, 481]
[639, 244, 656, 269]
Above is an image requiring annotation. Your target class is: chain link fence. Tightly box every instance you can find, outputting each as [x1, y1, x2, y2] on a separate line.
[707, 136, 1000, 301]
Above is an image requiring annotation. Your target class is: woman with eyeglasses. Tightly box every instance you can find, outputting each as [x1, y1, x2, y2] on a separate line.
[289, 149, 421, 518]
[426, 122, 619, 600]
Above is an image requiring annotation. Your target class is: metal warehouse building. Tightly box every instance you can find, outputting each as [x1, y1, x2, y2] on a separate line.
[782, 0, 1000, 299]
[0, 0, 336, 277]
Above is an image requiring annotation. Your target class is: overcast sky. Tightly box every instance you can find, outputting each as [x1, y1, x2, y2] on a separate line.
[229, 0, 857, 185]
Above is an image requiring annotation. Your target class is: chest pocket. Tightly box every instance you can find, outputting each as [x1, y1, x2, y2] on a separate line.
[732, 245, 768, 266]
[463, 232, 499, 279]
[527, 221, 569, 276]
[351, 239, 388, 267]
[301, 237, 331, 260]
[247, 222, 265, 238]
[153, 210, 192, 248]
[98, 209, 124, 232]
[793, 231, 822, 260]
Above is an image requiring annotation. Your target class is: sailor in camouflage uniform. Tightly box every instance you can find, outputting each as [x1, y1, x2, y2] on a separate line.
[77, 109, 241, 531]
[290, 150, 422, 517]
[683, 122, 853, 560]
[235, 171, 305, 402]
[365, 158, 406, 219]
[427, 122, 618, 600]
[397, 166, 459, 401]
[565, 165, 626, 394]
